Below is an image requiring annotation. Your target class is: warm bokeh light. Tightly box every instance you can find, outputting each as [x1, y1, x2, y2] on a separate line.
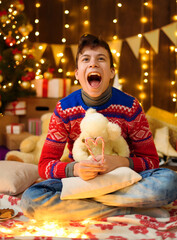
[141, 17, 148, 23]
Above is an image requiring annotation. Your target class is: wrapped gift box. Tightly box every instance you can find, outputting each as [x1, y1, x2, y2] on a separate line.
[0, 115, 19, 145]
[6, 123, 24, 134]
[3, 132, 32, 150]
[32, 78, 71, 98]
[4, 101, 26, 115]
[28, 118, 42, 135]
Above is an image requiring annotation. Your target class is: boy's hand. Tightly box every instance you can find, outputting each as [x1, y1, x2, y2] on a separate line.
[95, 154, 130, 174]
[73, 159, 105, 181]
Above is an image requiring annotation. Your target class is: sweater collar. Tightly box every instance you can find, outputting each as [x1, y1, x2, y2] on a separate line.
[81, 85, 112, 107]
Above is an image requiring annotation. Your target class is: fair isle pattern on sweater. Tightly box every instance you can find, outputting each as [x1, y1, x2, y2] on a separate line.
[38, 87, 159, 179]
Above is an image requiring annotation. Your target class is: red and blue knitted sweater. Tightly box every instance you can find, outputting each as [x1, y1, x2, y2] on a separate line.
[38, 87, 159, 179]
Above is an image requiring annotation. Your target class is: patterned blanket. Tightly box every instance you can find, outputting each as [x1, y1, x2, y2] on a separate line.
[0, 194, 177, 240]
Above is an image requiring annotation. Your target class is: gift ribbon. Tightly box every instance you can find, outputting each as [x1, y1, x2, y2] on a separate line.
[42, 78, 48, 97]
[11, 101, 18, 114]
[85, 136, 105, 164]
[10, 124, 19, 133]
[5, 101, 25, 114]
[63, 78, 66, 97]
[8, 124, 23, 134]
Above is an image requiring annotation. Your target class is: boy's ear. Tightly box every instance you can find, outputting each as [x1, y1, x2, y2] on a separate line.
[75, 69, 78, 80]
[110, 68, 115, 79]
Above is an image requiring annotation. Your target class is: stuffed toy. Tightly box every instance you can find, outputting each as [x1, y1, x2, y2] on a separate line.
[72, 108, 130, 162]
[5, 113, 53, 165]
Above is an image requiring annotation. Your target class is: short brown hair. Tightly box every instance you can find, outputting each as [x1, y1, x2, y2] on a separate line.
[75, 34, 114, 68]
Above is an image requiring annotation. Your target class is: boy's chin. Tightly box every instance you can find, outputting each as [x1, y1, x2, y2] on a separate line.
[86, 91, 103, 98]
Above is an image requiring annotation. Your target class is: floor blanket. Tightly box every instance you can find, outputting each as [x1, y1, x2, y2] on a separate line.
[0, 194, 177, 240]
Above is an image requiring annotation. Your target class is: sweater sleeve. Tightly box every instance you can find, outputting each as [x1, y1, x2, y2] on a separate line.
[38, 106, 72, 179]
[127, 100, 159, 172]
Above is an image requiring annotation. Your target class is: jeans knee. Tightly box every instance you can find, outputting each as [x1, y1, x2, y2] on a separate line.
[159, 168, 177, 203]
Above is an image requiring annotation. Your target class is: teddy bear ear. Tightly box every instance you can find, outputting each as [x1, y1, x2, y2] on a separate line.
[107, 122, 121, 140]
[85, 108, 97, 116]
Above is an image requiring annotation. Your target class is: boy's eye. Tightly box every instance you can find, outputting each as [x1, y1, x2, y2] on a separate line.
[82, 57, 89, 62]
[98, 57, 105, 61]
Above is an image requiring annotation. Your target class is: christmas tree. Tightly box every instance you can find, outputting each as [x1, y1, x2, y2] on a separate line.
[0, 0, 49, 114]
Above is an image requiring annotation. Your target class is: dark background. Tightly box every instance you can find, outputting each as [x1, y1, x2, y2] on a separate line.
[24, 0, 177, 113]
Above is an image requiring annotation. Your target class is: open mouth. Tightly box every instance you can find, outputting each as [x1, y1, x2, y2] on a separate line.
[87, 73, 101, 87]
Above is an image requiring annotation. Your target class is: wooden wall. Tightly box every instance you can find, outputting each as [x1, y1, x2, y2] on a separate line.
[24, 0, 177, 113]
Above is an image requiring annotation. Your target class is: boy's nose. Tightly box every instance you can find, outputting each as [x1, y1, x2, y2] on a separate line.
[89, 59, 98, 68]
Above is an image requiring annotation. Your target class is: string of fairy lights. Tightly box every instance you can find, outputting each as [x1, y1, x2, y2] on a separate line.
[1, 0, 177, 115]
[33, 0, 177, 115]
[139, 0, 152, 106]
[170, 0, 177, 116]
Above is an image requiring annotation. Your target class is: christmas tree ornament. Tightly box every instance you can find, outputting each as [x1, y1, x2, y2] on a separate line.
[26, 23, 33, 33]
[19, 25, 29, 36]
[5, 32, 16, 47]
[22, 48, 29, 55]
[43, 68, 54, 80]
[0, 10, 8, 23]
[0, 74, 3, 83]
[14, 53, 23, 62]
[21, 71, 35, 81]
[24, 67, 33, 72]
[15, 0, 25, 11]
[21, 81, 31, 89]
[44, 71, 53, 80]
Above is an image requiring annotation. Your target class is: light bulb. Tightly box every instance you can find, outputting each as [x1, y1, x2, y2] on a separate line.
[64, 10, 69, 14]
[117, 3, 122, 7]
[58, 68, 63, 73]
[62, 38, 66, 43]
[36, 2, 41, 8]
[35, 19, 39, 24]
[84, 20, 89, 25]
[65, 24, 69, 28]
[35, 31, 40, 36]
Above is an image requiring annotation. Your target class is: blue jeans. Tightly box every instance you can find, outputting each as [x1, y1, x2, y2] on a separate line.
[20, 168, 177, 221]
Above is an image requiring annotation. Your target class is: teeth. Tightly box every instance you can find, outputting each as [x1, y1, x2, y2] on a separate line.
[88, 72, 101, 77]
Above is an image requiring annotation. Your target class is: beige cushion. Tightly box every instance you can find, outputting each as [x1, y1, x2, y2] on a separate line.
[61, 167, 142, 200]
[0, 161, 39, 195]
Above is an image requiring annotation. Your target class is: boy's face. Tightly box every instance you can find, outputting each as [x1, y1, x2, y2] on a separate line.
[75, 46, 115, 97]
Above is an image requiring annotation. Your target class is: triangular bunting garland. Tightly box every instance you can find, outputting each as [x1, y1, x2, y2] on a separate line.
[126, 35, 142, 58]
[108, 40, 122, 63]
[144, 29, 160, 53]
[51, 44, 65, 67]
[70, 44, 78, 62]
[161, 22, 177, 45]
[33, 43, 47, 61]
[108, 40, 122, 54]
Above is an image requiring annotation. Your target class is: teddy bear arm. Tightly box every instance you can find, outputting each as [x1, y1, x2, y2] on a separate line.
[5, 151, 35, 163]
[20, 136, 40, 152]
[72, 138, 90, 162]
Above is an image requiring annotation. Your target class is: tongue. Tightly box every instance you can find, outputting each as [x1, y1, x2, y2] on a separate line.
[90, 80, 100, 87]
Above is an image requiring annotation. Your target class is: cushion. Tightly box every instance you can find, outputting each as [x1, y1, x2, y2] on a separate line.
[0, 161, 40, 195]
[60, 167, 142, 200]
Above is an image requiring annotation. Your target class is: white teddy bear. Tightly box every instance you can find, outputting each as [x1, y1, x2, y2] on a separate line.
[72, 108, 130, 162]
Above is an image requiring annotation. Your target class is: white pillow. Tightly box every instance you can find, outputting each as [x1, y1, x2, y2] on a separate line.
[61, 167, 142, 200]
[0, 161, 40, 195]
